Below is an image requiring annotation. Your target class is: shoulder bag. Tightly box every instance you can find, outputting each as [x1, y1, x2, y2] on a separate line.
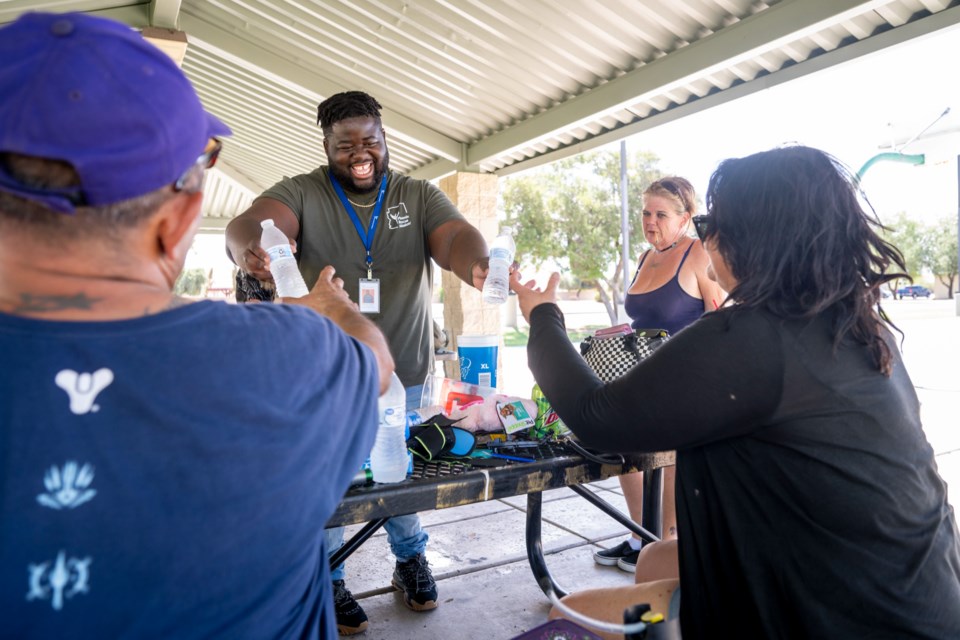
[579, 324, 669, 383]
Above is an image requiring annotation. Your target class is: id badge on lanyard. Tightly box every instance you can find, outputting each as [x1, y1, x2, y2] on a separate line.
[359, 278, 380, 313]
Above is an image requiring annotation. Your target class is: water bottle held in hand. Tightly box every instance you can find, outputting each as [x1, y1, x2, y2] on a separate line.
[260, 219, 309, 298]
[482, 225, 515, 305]
[369, 373, 408, 483]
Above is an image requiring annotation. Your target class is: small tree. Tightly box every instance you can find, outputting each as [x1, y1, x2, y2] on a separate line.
[882, 212, 928, 295]
[928, 216, 958, 298]
[501, 149, 663, 323]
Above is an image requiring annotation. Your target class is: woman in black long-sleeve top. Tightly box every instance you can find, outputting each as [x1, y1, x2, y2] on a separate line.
[513, 145, 960, 639]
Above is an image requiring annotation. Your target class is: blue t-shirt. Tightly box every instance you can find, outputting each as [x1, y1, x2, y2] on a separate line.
[0, 301, 380, 639]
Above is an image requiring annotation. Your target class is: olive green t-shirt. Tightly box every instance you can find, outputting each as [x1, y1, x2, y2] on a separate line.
[259, 167, 464, 387]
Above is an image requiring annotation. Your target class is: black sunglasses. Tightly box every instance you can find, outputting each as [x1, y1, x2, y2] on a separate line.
[174, 138, 222, 191]
[692, 214, 711, 242]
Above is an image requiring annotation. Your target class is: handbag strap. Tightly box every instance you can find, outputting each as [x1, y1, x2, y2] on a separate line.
[579, 335, 593, 355]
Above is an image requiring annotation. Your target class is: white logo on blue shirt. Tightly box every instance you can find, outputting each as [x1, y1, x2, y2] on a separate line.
[55, 368, 113, 415]
[37, 462, 96, 510]
[27, 550, 92, 611]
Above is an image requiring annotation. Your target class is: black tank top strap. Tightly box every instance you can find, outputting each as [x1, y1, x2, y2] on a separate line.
[674, 239, 696, 276]
[637, 250, 650, 271]
[631, 250, 650, 285]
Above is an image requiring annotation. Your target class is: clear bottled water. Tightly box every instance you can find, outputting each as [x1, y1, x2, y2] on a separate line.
[260, 219, 308, 298]
[369, 373, 408, 483]
[481, 226, 515, 305]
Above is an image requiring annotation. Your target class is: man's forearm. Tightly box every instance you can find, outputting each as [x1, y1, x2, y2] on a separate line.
[224, 215, 263, 265]
[449, 227, 488, 288]
[327, 305, 395, 394]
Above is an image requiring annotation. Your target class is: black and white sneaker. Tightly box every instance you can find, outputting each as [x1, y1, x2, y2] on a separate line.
[593, 540, 641, 568]
[617, 549, 641, 573]
[333, 579, 369, 635]
[392, 553, 439, 611]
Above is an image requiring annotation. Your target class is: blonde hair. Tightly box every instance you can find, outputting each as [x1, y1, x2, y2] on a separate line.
[644, 176, 696, 216]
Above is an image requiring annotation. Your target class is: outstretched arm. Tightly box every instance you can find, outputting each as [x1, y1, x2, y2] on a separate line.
[427, 219, 489, 290]
[225, 198, 301, 283]
[510, 269, 561, 322]
[286, 265, 395, 394]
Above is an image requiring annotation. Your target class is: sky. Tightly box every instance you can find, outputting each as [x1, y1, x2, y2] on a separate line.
[613, 24, 960, 226]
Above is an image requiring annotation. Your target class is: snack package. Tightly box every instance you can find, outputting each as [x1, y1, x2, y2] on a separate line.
[496, 399, 536, 434]
[530, 384, 570, 440]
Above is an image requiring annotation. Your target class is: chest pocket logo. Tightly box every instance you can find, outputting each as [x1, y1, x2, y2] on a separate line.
[386, 203, 411, 229]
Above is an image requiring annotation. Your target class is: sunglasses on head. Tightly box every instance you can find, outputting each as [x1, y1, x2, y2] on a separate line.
[692, 214, 712, 242]
[174, 138, 222, 192]
[657, 179, 688, 212]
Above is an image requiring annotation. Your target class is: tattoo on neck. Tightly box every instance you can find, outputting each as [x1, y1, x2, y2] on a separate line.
[15, 293, 101, 312]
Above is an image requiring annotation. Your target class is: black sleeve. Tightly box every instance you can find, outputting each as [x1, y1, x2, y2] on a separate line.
[527, 303, 783, 453]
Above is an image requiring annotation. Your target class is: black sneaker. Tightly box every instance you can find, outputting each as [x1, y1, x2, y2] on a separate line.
[333, 579, 368, 635]
[593, 540, 641, 568]
[391, 553, 439, 611]
[617, 548, 641, 573]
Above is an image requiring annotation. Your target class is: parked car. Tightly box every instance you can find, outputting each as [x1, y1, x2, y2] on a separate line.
[896, 285, 932, 299]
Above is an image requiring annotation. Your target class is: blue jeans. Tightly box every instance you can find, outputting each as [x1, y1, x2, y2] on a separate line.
[327, 383, 429, 581]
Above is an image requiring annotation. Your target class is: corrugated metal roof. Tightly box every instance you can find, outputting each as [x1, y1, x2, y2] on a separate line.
[2, 0, 959, 224]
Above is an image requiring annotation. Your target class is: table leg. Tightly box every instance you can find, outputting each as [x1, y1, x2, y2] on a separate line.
[568, 484, 659, 544]
[526, 491, 568, 599]
[329, 518, 388, 569]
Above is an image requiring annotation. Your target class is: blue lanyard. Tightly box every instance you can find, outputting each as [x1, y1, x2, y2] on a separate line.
[329, 173, 388, 277]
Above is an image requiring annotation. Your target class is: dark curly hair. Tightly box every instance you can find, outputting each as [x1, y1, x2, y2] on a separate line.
[703, 145, 908, 375]
[316, 91, 382, 135]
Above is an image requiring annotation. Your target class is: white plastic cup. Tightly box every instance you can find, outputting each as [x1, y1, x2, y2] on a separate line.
[457, 334, 499, 388]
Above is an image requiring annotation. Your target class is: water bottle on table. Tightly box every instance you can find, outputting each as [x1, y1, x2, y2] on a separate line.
[482, 225, 515, 305]
[260, 219, 309, 298]
[369, 372, 408, 483]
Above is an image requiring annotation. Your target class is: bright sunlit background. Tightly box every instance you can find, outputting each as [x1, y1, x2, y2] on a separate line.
[620, 25, 960, 225]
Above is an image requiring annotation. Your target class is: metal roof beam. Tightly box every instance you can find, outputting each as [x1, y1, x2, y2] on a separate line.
[465, 0, 889, 167]
[494, 4, 960, 179]
[75, 5, 462, 164]
[177, 14, 462, 163]
[149, 0, 181, 30]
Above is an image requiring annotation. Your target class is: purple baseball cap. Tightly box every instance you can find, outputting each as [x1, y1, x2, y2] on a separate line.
[0, 12, 231, 213]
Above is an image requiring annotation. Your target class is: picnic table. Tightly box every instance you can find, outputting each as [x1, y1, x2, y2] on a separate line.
[327, 440, 674, 598]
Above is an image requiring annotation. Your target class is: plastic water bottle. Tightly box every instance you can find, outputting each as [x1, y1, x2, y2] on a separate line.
[369, 373, 408, 483]
[481, 225, 515, 305]
[260, 219, 309, 298]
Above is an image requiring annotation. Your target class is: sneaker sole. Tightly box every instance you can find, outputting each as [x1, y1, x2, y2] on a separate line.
[391, 578, 438, 611]
[593, 551, 622, 566]
[337, 620, 369, 635]
[616, 557, 638, 573]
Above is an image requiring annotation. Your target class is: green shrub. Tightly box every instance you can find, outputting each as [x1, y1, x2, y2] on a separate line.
[174, 268, 208, 296]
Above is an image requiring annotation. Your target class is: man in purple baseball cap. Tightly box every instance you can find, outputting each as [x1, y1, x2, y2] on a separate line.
[0, 12, 394, 639]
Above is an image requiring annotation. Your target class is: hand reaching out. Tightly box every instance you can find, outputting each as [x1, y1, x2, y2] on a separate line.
[282, 265, 395, 392]
[283, 265, 356, 317]
[510, 269, 560, 322]
[236, 238, 298, 283]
